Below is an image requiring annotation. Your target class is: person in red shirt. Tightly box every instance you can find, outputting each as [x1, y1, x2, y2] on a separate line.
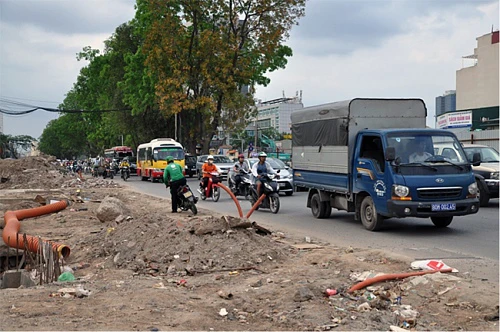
[201, 155, 222, 189]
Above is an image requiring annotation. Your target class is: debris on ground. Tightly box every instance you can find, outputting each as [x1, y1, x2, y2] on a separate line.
[0, 178, 498, 331]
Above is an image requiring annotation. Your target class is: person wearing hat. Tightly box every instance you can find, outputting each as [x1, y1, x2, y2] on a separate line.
[163, 156, 186, 213]
[251, 152, 277, 196]
[201, 155, 222, 190]
[232, 153, 249, 192]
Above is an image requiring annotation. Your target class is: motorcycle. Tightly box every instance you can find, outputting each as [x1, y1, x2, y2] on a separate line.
[198, 172, 221, 202]
[120, 166, 130, 181]
[103, 165, 114, 179]
[228, 168, 252, 199]
[175, 184, 198, 215]
[249, 173, 280, 214]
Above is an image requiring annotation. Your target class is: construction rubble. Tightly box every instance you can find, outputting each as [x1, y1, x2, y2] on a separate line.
[0, 156, 498, 330]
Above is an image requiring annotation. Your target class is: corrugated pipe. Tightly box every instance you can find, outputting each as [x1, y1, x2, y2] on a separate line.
[348, 268, 453, 293]
[3, 200, 71, 258]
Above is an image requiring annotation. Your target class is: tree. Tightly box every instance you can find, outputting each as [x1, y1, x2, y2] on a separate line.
[38, 114, 88, 159]
[139, 0, 305, 153]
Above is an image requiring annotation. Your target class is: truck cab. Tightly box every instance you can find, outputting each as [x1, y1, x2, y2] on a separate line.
[352, 129, 479, 230]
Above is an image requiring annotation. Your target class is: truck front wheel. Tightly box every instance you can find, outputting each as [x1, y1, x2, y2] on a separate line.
[311, 193, 330, 219]
[431, 216, 453, 228]
[360, 196, 383, 231]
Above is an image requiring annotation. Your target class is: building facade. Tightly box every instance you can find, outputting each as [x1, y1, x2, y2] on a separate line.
[247, 95, 304, 136]
[455, 30, 499, 131]
[435, 90, 456, 117]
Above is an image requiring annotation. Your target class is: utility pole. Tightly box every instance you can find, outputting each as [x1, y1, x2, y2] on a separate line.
[174, 113, 178, 141]
[254, 123, 258, 153]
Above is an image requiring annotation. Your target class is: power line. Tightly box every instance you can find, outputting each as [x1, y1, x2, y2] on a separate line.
[0, 98, 132, 115]
[0, 95, 61, 105]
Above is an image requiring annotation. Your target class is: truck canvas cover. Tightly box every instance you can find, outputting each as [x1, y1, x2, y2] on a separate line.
[291, 98, 427, 175]
[292, 98, 427, 147]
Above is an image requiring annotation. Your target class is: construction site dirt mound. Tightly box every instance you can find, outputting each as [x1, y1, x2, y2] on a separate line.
[99, 213, 290, 276]
[0, 156, 121, 190]
[0, 155, 68, 189]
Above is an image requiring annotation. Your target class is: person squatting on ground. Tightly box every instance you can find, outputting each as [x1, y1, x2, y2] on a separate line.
[163, 156, 186, 213]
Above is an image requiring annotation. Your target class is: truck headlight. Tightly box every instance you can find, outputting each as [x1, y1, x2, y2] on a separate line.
[468, 182, 478, 195]
[392, 185, 410, 198]
[184, 165, 188, 169]
[490, 172, 499, 180]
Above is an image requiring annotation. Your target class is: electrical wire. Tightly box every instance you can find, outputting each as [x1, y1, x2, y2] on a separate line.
[0, 98, 131, 115]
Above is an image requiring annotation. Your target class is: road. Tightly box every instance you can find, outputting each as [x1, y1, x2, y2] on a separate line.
[123, 176, 499, 283]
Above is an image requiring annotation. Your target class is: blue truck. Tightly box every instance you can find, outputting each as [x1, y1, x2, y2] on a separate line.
[292, 98, 480, 231]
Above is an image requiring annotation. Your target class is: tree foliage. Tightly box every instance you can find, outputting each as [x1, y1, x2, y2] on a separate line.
[38, 0, 305, 158]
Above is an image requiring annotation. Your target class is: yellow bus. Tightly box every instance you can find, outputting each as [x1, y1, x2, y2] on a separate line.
[137, 138, 185, 182]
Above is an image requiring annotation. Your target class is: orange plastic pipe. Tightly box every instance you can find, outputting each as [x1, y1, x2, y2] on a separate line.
[348, 268, 453, 293]
[214, 183, 243, 218]
[245, 194, 266, 219]
[3, 200, 71, 258]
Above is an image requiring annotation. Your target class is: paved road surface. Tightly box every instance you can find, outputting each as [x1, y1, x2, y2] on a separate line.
[123, 176, 499, 283]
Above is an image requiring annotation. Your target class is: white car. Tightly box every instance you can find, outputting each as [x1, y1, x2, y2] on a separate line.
[462, 144, 499, 206]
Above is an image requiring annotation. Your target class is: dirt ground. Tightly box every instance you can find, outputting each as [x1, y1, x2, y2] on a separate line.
[0, 157, 498, 331]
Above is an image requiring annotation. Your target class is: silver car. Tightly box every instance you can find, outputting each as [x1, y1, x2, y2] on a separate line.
[196, 155, 234, 180]
[245, 158, 294, 196]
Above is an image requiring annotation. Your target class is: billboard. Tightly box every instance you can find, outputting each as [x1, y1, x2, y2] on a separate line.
[437, 111, 472, 129]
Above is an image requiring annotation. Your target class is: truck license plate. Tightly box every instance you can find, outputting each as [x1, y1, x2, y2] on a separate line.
[431, 203, 456, 211]
[183, 191, 193, 198]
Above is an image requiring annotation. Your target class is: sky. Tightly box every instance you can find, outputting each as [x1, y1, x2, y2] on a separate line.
[0, 0, 498, 138]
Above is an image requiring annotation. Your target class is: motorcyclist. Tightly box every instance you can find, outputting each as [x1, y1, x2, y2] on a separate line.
[251, 152, 277, 196]
[119, 157, 130, 168]
[232, 154, 249, 192]
[201, 155, 222, 190]
[163, 156, 186, 213]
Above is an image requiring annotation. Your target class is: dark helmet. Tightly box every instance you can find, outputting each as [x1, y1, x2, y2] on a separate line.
[238, 154, 244, 159]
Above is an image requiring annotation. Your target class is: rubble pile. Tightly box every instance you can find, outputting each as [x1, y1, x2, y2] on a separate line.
[61, 177, 121, 189]
[100, 214, 291, 275]
[0, 155, 70, 189]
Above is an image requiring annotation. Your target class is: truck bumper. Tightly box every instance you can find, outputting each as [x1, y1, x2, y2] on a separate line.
[386, 198, 479, 218]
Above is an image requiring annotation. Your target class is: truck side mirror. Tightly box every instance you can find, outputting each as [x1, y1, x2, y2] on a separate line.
[472, 152, 481, 166]
[385, 147, 396, 161]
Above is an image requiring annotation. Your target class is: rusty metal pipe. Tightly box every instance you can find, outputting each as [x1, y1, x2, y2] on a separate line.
[3, 200, 70, 258]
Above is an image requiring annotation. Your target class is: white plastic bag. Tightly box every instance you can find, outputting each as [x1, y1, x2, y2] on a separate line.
[410, 260, 458, 273]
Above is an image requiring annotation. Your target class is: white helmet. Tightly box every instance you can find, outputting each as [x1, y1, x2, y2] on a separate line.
[207, 155, 214, 160]
[258, 152, 267, 157]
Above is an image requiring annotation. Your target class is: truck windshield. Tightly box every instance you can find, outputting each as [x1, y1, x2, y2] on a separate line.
[386, 133, 468, 165]
[154, 147, 185, 160]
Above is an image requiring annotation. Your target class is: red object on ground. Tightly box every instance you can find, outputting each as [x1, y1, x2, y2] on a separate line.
[3, 200, 71, 258]
[348, 268, 453, 293]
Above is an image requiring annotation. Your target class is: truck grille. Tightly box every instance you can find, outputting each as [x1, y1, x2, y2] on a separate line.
[417, 187, 462, 200]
